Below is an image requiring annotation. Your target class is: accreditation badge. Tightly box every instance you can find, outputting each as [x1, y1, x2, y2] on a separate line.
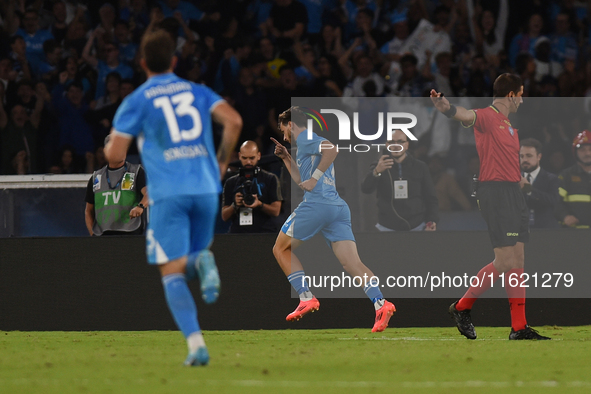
[239, 208, 253, 226]
[121, 173, 135, 190]
[394, 180, 408, 199]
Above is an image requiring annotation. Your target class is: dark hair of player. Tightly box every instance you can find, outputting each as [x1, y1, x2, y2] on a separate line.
[520, 138, 543, 155]
[493, 73, 523, 98]
[140, 30, 176, 73]
[278, 106, 307, 130]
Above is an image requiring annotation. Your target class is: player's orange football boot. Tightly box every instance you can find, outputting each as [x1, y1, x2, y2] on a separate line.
[286, 297, 320, 321]
[372, 300, 396, 332]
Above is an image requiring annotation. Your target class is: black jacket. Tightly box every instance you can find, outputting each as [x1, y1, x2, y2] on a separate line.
[361, 154, 439, 231]
[557, 164, 591, 228]
[523, 168, 560, 228]
[222, 168, 283, 233]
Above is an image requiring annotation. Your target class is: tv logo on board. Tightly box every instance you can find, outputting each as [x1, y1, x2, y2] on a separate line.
[302, 108, 418, 153]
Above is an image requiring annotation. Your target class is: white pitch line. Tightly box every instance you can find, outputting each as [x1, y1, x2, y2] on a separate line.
[202, 380, 591, 389]
[338, 337, 563, 341]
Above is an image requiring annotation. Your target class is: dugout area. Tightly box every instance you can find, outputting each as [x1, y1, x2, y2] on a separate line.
[1, 231, 590, 331]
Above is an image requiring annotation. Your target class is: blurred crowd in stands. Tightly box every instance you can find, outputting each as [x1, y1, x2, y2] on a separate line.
[1, 0, 591, 218]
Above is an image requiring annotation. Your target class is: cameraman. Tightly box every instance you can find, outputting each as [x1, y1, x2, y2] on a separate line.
[222, 141, 282, 233]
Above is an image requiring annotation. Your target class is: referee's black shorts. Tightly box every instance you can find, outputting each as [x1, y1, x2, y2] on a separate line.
[477, 181, 529, 248]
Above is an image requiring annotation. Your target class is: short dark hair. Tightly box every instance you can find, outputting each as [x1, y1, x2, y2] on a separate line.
[400, 54, 418, 66]
[9, 35, 24, 45]
[140, 30, 175, 73]
[493, 73, 523, 98]
[106, 71, 122, 84]
[521, 138, 543, 155]
[278, 106, 307, 130]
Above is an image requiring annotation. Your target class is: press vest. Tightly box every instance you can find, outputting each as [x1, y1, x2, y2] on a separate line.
[91, 162, 142, 235]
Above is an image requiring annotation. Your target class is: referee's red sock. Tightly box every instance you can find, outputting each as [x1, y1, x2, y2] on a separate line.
[505, 268, 527, 331]
[456, 262, 500, 311]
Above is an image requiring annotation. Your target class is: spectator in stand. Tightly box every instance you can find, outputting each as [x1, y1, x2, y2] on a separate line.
[9, 35, 33, 82]
[14, 79, 36, 113]
[341, 42, 385, 97]
[12, 9, 55, 75]
[315, 23, 344, 59]
[114, 20, 138, 67]
[396, 54, 433, 98]
[467, 0, 508, 57]
[266, 0, 308, 48]
[508, 13, 544, 68]
[50, 1, 69, 45]
[36, 39, 62, 83]
[234, 67, 268, 149]
[49, 145, 82, 174]
[82, 33, 133, 99]
[533, 37, 562, 82]
[119, 0, 150, 42]
[0, 89, 43, 175]
[51, 72, 94, 168]
[380, 12, 409, 64]
[267, 66, 308, 135]
[519, 138, 560, 228]
[93, 71, 121, 110]
[311, 54, 347, 97]
[557, 131, 591, 228]
[59, 56, 92, 96]
[550, 12, 578, 65]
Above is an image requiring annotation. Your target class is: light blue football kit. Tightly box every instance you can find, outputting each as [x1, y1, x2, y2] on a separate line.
[113, 72, 223, 264]
[112, 71, 224, 366]
[281, 130, 355, 243]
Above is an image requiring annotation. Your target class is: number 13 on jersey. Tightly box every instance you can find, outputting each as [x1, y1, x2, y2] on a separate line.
[153, 92, 202, 143]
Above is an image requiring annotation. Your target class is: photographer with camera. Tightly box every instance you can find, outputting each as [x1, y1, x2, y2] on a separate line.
[221, 141, 282, 233]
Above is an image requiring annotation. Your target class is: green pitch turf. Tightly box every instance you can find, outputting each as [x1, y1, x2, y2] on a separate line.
[1, 327, 591, 394]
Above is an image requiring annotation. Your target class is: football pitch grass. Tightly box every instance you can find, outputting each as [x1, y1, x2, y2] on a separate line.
[1, 327, 591, 394]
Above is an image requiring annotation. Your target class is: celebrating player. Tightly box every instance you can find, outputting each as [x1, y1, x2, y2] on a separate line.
[430, 74, 550, 340]
[272, 106, 396, 332]
[104, 30, 242, 365]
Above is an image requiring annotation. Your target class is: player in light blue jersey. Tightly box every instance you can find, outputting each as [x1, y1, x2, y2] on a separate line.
[104, 30, 241, 366]
[272, 107, 396, 332]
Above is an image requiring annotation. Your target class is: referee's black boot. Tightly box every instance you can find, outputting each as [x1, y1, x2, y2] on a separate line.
[509, 325, 551, 340]
[449, 301, 477, 340]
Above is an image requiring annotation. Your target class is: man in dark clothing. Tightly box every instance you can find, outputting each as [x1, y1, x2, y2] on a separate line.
[221, 141, 282, 233]
[361, 129, 439, 231]
[519, 138, 560, 228]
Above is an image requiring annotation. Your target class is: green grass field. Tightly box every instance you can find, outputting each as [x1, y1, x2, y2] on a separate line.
[1, 327, 591, 394]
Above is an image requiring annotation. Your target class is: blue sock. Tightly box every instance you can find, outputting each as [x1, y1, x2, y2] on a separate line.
[162, 273, 200, 338]
[185, 252, 200, 281]
[364, 279, 383, 304]
[287, 270, 310, 294]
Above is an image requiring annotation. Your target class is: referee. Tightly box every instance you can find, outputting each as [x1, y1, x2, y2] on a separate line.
[430, 74, 550, 340]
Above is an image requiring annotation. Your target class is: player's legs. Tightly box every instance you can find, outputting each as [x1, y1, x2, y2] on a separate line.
[186, 194, 220, 304]
[326, 205, 395, 332]
[275, 204, 326, 321]
[147, 195, 216, 366]
[273, 231, 304, 276]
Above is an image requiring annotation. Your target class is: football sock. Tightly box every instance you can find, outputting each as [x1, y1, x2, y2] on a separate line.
[363, 278, 384, 307]
[505, 268, 527, 331]
[162, 273, 200, 338]
[287, 270, 313, 301]
[456, 262, 500, 311]
[185, 252, 199, 281]
[373, 298, 385, 311]
[187, 332, 206, 354]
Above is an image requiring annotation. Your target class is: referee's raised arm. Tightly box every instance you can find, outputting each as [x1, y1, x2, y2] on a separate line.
[430, 89, 475, 126]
